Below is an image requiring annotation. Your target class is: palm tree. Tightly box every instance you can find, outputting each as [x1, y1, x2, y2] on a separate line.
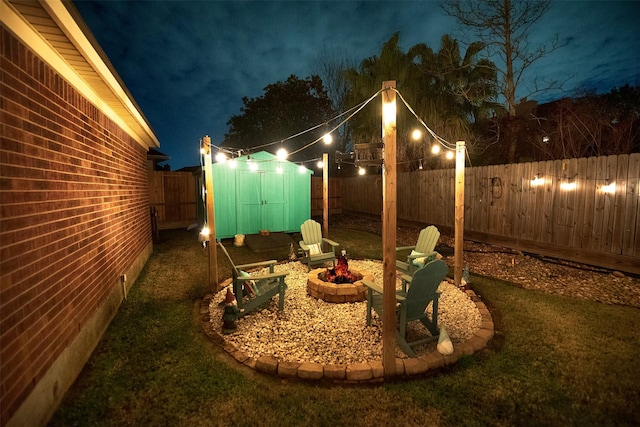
[343, 33, 499, 169]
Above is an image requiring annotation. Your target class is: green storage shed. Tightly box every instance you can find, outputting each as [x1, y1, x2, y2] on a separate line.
[210, 151, 313, 239]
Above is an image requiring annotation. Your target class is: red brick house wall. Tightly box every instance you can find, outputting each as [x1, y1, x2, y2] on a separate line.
[1, 20, 154, 426]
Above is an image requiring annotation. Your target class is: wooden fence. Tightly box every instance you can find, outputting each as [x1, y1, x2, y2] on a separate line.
[149, 171, 197, 230]
[341, 153, 640, 275]
[311, 176, 342, 216]
[149, 172, 339, 230]
[147, 157, 639, 274]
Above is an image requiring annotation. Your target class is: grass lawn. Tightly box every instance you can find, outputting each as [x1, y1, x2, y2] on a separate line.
[49, 228, 640, 427]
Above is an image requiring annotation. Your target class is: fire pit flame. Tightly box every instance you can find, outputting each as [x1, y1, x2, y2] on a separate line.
[319, 256, 362, 284]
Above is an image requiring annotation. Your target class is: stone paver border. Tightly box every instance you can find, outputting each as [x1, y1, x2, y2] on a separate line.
[200, 280, 494, 382]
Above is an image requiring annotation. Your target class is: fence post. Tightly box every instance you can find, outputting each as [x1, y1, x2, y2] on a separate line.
[454, 141, 465, 287]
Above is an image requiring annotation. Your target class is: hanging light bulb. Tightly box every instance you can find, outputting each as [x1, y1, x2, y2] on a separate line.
[317, 160, 324, 169]
[199, 225, 210, 242]
[411, 129, 422, 141]
[322, 133, 333, 144]
[358, 167, 366, 175]
[445, 150, 455, 160]
[215, 152, 227, 163]
[431, 144, 441, 155]
[298, 164, 306, 173]
[600, 182, 616, 194]
[530, 174, 545, 186]
[247, 155, 258, 171]
[276, 147, 288, 160]
[418, 159, 423, 170]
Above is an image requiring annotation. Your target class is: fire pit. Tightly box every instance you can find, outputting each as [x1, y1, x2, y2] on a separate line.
[306, 257, 373, 303]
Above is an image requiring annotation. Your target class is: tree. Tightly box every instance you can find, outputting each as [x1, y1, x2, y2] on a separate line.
[342, 32, 498, 169]
[310, 47, 358, 152]
[530, 85, 640, 159]
[224, 75, 335, 160]
[409, 35, 499, 164]
[443, 0, 564, 161]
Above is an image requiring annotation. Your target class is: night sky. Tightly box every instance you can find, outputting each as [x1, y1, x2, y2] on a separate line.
[72, 1, 640, 170]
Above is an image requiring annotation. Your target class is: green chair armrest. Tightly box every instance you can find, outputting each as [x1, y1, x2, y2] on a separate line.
[400, 274, 413, 283]
[396, 245, 416, 252]
[236, 272, 288, 282]
[362, 279, 383, 294]
[322, 238, 339, 248]
[407, 251, 436, 260]
[299, 241, 310, 251]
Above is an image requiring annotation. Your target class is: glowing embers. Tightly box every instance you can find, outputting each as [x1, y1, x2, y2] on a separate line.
[320, 256, 361, 284]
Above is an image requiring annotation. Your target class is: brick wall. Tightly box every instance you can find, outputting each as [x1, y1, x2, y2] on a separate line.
[1, 26, 152, 424]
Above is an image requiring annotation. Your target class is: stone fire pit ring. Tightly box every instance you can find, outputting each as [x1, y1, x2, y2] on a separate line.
[306, 267, 374, 303]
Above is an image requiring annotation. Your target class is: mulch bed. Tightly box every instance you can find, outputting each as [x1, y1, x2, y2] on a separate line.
[331, 214, 640, 308]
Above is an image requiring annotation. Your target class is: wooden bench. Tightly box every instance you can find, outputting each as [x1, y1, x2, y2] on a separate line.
[218, 242, 287, 319]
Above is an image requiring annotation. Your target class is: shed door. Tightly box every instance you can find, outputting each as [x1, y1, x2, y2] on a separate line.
[262, 171, 286, 231]
[237, 171, 287, 234]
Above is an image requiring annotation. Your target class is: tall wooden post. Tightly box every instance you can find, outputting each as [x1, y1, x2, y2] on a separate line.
[381, 81, 397, 377]
[454, 140, 465, 286]
[202, 135, 218, 292]
[323, 152, 329, 238]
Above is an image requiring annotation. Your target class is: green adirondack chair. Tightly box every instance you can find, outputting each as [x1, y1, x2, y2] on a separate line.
[364, 259, 448, 357]
[299, 219, 339, 271]
[217, 242, 287, 319]
[396, 225, 441, 276]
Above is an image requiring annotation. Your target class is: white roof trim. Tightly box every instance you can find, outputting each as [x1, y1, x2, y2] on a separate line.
[1, 0, 160, 149]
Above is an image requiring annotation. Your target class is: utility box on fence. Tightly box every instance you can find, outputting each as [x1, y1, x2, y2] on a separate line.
[207, 151, 313, 239]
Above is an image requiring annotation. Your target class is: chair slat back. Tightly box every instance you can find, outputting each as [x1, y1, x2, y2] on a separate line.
[415, 226, 440, 254]
[300, 219, 323, 245]
[404, 259, 448, 319]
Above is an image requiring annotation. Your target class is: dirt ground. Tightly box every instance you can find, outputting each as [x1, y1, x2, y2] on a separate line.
[331, 214, 640, 308]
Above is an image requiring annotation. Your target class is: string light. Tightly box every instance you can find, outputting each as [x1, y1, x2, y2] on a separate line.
[530, 174, 545, 187]
[215, 152, 227, 163]
[600, 182, 616, 194]
[207, 87, 457, 174]
[276, 147, 288, 160]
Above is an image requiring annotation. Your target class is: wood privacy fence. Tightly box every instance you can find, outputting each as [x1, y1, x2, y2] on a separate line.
[147, 158, 639, 274]
[341, 153, 640, 275]
[311, 176, 342, 216]
[149, 171, 197, 230]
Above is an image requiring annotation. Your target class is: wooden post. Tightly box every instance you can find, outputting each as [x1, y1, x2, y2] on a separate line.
[323, 152, 329, 238]
[202, 135, 218, 292]
[381, 81, 397, 377]
[454, 140, 465, 286]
